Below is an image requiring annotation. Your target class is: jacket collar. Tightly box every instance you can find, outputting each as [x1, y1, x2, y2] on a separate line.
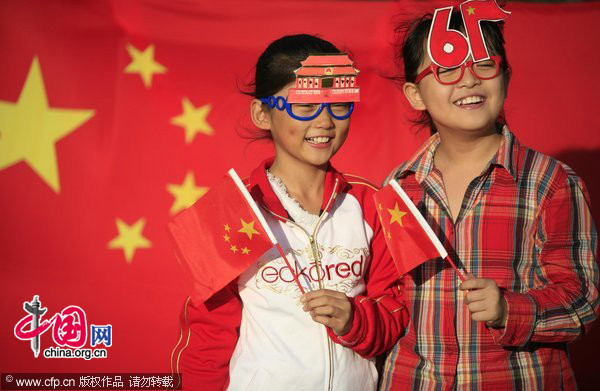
[247, 157, 347, 222]
[396, 126, 520, 183]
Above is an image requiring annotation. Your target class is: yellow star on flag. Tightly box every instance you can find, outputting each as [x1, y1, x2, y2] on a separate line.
[170, 98, 213, 144]
[108, 218, 152, 263]
[238, 218, 260, 240]
[166, 171, 208, 215]
[230, 245, 238, 253]
[241, 247, 250, 255]
[223, 233, 230, 242]
[0, 57, 95, 193]
[124, 43, 166, 88]
[224, 224, 231, 232]
[467, 6, 475, 15]
[388, 203, 408, 227]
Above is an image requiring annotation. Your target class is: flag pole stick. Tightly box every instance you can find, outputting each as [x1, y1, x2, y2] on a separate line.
[275, 243, 306, 294]
[444, 256, 466, 282]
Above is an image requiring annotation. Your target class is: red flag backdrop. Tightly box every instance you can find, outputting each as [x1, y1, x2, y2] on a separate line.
[1, 0, 599, 387]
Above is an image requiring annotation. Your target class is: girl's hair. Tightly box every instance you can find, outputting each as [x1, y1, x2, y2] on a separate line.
[242, 34, 341, 141]
[396, 10, 511, 134]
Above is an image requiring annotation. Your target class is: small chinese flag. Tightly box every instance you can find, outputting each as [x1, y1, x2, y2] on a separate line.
[374, 179, 464, 280]
[168, 169, 277, 304]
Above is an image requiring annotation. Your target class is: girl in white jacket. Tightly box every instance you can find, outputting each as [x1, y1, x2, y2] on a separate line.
[170, 34, 407, 391]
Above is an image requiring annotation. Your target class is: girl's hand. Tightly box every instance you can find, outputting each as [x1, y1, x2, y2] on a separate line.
[301, 289, 353, 335]
[460, 274, 508, 328]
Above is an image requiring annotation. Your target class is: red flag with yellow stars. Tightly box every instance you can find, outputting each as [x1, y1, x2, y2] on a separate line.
[373, 179, 450, 276]
[168, 169, 276, 304]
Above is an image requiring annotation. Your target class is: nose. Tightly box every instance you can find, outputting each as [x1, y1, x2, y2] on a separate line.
[457, 66, 480, 88]
[313, 105, 334, 129]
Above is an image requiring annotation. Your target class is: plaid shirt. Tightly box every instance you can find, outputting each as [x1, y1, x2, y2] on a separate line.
[380, 128, 599, 390]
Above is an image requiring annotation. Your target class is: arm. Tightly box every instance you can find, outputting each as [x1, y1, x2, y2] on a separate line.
[173, 281, 242, 391]
[326, 208, 408, 358]
[489, 175, 599, 346]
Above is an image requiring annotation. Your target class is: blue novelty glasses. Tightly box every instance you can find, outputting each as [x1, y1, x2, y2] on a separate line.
[260, 96, 354, 121]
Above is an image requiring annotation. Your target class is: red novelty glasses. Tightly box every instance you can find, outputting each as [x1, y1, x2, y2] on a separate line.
[414, 56, 502, 85]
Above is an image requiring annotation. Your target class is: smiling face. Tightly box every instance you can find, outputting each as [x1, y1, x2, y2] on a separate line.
[251, 83, 350, 169]
[404, 52, 507, 136]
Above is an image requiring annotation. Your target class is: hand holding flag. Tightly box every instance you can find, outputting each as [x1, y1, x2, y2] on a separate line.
[374, 179, 465, 281]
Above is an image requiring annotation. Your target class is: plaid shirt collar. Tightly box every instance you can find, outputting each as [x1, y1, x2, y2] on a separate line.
[397, 126, 520, 184]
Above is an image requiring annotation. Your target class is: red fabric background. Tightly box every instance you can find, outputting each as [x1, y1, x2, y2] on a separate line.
[1, 0, 599, 388]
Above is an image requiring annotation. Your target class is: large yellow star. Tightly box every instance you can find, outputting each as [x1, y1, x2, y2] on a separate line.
[388, 203, 408, 227]
[0, 57, 95, 193]
[166, 171, 208, 215]
[170, 98, 213, 144]
[124, 43, 166, 88]
[108, 218, 152, 263]
[238, 218, 260, 240]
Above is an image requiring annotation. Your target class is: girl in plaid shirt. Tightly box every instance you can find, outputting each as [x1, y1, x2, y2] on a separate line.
[381, 6, 599, 391]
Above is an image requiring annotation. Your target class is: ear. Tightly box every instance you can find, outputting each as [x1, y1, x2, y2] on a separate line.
[403, 82, 426, 111]
[250, 99, 272, 130]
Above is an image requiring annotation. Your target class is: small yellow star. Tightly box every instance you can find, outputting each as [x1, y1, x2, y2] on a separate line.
[124, 43, 166, 88]
[108, 218, 151, 263]
[241, 247, 250, 255]
[223, 233, 230, 242]
[0, 57, 95, 193]
[238, 218, 260, 240]
[170, 98, 213, 144]
[467, 6, 475, 15]
[388, 203, 408, 227]
[378, 203, 383, 212]
[387, 231, 392, 240]
[230, 245, 238, 253]
[166, 171, 208, 215]
[224, 224, 231, 232]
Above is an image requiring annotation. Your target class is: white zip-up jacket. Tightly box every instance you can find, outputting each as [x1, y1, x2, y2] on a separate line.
[170, 159, 407, 391]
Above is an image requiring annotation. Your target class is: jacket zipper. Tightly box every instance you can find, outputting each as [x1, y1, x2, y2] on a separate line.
[264, 179, 339, 391]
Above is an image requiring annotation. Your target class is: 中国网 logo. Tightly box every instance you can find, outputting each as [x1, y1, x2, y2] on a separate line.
[13, 295, 112, 360]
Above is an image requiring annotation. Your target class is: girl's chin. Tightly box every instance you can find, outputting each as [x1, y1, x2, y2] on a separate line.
[436, 121, 498, 134]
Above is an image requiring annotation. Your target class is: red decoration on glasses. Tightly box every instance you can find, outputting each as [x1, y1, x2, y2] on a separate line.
[460, 0, 511, 61]
[428, 6, 470, 69]
[428, 0, 510, 68]
[287, 54, 360, 104]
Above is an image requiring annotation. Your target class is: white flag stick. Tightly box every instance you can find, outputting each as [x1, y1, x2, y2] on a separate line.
[228, 168, 278, 245]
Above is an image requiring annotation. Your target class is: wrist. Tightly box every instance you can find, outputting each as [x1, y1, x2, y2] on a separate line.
[334, 308, 354, 336]
[487, 295, 508, 329]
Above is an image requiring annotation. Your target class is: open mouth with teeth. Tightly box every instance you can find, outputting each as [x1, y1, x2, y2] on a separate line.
[305, 136, 333, 145]
[454, 95, 485, 107]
